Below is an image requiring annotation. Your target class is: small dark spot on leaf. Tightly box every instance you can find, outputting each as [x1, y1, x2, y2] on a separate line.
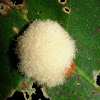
[96, 60, 100, 64]
[29, 14, 32, 17]
[91, 90, 96, 95]
[81, 84, 88, 91]
[60, 23, 63, 27]
[64, 91, 68, 95]
[94, 95, 97, 99]
[38, 11, 43, 14]
[66, 79, 69, 83]
[56, 92, 62, 97]
[70, 90, 75, 94]
[92, 26, 100, 34]
[97, 92, 100, 95]
[91, 48, 94, 51]
[68, 96, 71, 99]
[75, 87, 79, 90]
[93, 52, 95, 55]
[61, 86, 65, 89]
[85, 96, 89, 99]
[76, 75, 80, 80]
[77, 46, 83, 51]
[77, 93, 81, 96]
[32, 8, 37, 12]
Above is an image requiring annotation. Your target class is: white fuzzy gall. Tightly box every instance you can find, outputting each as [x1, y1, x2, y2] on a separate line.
[16, 19, 76, 88]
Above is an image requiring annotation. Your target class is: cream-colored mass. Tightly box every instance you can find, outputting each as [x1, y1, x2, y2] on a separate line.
[16, 19, 76, 87]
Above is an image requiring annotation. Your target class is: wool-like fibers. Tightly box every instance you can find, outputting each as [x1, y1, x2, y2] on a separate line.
[16, 19, 76, 88]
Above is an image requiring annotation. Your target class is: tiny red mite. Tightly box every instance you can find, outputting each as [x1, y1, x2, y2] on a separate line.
[64, 62, 75, 78]
[19, 81, 28, 88]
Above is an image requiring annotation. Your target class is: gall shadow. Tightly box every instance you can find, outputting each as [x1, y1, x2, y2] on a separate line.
[8, 23, 30, 71]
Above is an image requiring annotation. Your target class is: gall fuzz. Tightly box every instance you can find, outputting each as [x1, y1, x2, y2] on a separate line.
[16, 19, 76, 88]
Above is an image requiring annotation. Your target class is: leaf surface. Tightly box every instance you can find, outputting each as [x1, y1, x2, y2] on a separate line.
[0, 0, 100, 100]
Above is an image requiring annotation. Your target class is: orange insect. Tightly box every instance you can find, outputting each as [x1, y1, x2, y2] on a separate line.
[64, 62, 75, 78]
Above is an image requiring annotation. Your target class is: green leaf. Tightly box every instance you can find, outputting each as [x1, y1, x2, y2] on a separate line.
[0, 0, 100, 100]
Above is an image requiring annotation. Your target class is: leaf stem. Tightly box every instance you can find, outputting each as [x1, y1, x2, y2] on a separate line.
[16, 10, 30, 23]
[75, 67, 100, 90]
[4, 0, 30, 23]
